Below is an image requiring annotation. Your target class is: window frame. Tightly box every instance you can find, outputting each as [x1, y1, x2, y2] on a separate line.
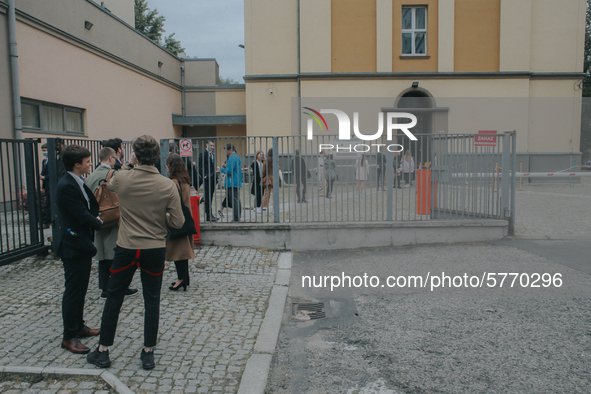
[401, 6, 428, 57]
[21, 98, 85, 136]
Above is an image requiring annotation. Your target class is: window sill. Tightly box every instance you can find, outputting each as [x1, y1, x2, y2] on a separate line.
[400, 55, 430, 59]
[22, 128, 85, 137]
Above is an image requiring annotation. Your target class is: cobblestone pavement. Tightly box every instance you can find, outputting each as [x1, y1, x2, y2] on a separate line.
[0, 374, 114, 393]
[0, 246, 280, 393]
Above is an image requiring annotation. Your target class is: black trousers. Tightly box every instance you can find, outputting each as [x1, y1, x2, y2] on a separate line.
[174, 259, 189, 285]
[62, 257, 92, 340]
[43, 187, 51, 225]
[98, 260, 112, 290]
[252, 185, 263, 208]
[221, 187, 241, 221]
[326, 179, 335, 197]
[99, 246, 166, 348]
[295, 176, 307, 202]
[203, 176, 215, 220]
[377, 168, 385, 189]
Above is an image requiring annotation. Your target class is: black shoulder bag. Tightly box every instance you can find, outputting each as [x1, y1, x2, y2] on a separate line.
[169, 183, 197, 240]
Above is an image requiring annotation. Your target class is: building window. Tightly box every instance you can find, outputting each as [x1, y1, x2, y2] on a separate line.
[21, 99, 84, 135]
[401, 6, 427, 55]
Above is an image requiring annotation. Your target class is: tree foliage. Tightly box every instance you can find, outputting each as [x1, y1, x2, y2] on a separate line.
[218, 76, 240, 85]
[134, 0, 185, 55]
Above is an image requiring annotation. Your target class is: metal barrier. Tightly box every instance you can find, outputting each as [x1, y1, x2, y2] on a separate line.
[0, 139, 47, 266]
[161, 132, 517, 235]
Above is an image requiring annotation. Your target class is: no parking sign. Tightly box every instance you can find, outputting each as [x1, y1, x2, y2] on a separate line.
[179, 139, 192, 157]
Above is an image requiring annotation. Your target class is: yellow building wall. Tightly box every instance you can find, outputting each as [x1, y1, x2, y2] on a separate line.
[331, 0, 376, 72]
[454, 0, 500, 72]
[245, 0, 298, 75]
[0, 5, 14, 139]
[215, 91, 246, 116]
[529, 0, 585, 73]
[392, 0, 439, 72]
[185, 92, 216, 116]
[300, 0, 331, 73]
[245, 82, 298, 137]
[499, 0, 531, 72]
[17, 22, 181, 142]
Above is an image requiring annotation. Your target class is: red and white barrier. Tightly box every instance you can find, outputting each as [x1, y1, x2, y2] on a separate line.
[451, 172, 591, 178]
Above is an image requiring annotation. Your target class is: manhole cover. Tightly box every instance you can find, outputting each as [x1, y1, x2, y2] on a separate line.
[292, 301, 325, 320]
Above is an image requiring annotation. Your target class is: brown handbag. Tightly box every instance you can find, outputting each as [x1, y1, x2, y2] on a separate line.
[93, 169, 120, 228]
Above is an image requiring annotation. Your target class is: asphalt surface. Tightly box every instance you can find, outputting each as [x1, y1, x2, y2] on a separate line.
[266, 240, 591, 394]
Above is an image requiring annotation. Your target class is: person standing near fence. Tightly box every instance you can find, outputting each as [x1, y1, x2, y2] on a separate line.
[55, 145, 103, 355]
[250, 151, 264, 209]
[104, 138, 124, 170]
[355, 154, 369, 193]
[291, 149, 308, 203]
[324, 154, 337, 199]
[84, 147, 137, 299]
[40, 143, 51, 229]
[220, 143, 243, 222]
[86, 135, 184, 370]
[198, 139, 218, 222]
[165, 154, 195, 292]
[402, 151, 414, 187]
[317, 150, 325, 193]
[260, 148, 281, 212]
[376, 151, 386, 191]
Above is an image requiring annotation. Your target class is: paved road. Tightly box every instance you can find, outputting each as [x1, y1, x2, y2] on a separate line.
[267, 240, 591, 393]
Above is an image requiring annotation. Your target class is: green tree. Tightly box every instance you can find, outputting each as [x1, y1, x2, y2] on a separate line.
[134, 0, 184, 55]
[218, 76, 240, 85]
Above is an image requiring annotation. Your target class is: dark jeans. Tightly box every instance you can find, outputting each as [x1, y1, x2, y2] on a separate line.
[62, 257, 92, 340]
[295, 176, 307, 202]
[377, 168, 385, 189]
[222, 187, 241, 221]
[174, 259, 189, 285]
[252, 185, 263, 208]
[404, 172, 411, 185]
[99, 246, 166, 348]
[203, 176, 216, 220]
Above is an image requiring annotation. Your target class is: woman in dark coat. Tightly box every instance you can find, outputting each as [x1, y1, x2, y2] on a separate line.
[250, 151, 264, 208]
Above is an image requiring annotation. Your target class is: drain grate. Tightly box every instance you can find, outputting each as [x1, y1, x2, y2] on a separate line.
[292, 301, 326, 320]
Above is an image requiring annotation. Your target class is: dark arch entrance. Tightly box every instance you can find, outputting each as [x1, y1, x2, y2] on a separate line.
[395, 89, 435, 168]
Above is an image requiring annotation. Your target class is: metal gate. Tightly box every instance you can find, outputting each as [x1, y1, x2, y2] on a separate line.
[0, 139, 47, 266]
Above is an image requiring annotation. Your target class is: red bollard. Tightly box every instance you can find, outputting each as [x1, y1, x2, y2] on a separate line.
[190, 190, 201, 246]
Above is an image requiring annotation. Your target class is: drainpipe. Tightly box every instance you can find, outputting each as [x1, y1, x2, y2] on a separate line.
[296, 0, 301, 137]
[181, 61, 186, 117]
[8, 0, 22, 139]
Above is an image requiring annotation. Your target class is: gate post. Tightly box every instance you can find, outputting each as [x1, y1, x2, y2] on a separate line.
[508, 130, 517, 236]
[272, 137, 280, 223]
[46, 138, 59, 252]
[501, 133, 511, 221]
[23, 141, 39, 244]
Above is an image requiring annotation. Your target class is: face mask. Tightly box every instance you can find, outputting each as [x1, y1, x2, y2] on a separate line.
[42, 152, 48, 157]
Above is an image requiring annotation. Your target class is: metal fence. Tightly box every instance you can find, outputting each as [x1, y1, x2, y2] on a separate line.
[162, 132, 516, 234]
[0, 138, 47, 266]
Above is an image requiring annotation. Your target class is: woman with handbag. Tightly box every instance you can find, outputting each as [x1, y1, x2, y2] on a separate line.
[259, 148, 282, 213]
[166, 154, 196, 291]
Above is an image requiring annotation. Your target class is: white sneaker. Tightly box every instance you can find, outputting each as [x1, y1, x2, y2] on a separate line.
[403, 184, 410, 188]
[255, 208, 262, 213]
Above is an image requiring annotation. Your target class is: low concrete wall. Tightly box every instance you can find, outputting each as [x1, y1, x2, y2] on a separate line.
[199, 220, 508, 251]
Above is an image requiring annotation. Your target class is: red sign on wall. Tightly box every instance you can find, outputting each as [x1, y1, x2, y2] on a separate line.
[474, 130, 497, 147]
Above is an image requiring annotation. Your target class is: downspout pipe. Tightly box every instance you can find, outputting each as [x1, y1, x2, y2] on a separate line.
[181, 61, 186, 117]
[296, 0, 301, 138]
[8, 0, 22, 140]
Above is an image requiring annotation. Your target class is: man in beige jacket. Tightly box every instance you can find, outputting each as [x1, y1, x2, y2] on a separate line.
[87, 135, 184, 370]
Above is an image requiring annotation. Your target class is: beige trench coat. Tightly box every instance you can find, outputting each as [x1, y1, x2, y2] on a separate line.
[165, 179, 195, 262]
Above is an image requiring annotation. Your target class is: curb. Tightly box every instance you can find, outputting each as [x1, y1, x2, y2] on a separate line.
[0, 365, 134, 394]
[237, 252, 292, 394]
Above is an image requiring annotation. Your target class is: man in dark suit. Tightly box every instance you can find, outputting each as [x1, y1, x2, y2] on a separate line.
[197, 139, 218, 222]
[55, 145, 103, 354]
[291, 149, 308, 203]
[376, 151, 386, 191]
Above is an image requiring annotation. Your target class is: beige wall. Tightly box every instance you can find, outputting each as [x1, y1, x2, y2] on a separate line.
[17, 22, 181, 142]
[438, 0, 454, 72]
[245, 0, 297, 75]
[454, 0, 500, 72]
[185, 92, 216, 116]
[0, 4, 14, 139]
[15, 0, 181, 85]
[376, 0, 393, 72]
[101, 0, 135, 27]
[392, 0, 439, 72]
[331, 0, 376, 72]
[300, 0, 331, 73]
[184, 59, 219, 86]
[529, 0, 585, 73]
[215, 91, 246, 116]
[499, 0, 531, 72]
[246, 82, 298, 136]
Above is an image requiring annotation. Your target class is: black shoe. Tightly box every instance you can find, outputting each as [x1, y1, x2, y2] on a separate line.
[140, 349, 155, 370]
[206, 217, 218, 222]
[124, 288, 138, 297]
[43, 223, 50, 229]
[100, 291, 107, 299]
[169, 279, 188, 291]
[87, 348, 111, 368]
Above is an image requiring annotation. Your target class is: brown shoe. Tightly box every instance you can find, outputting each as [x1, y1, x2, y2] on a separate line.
[61, 338, 90, 354]
[77, 325, 100, 338]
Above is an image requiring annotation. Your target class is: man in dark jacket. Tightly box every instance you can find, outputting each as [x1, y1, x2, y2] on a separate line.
[376, 151, 386, 191]
[291, 149, 308, 203]
[197, 139, 218, 221]
[55, 145, 103, 355]
[104, 138, 124, 170]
